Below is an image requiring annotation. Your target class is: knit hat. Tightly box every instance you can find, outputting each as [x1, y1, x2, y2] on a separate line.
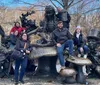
[76, 26, 81, 29]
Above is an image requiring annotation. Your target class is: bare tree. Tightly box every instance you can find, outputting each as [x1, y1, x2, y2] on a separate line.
[1, 0, 100, 33]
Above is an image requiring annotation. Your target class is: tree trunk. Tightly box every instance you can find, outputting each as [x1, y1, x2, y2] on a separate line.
[62, 0, 69, 10]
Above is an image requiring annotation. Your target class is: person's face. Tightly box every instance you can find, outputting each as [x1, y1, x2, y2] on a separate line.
[22, 34, 27, 40]
[76, 28, 81, 33]
[14, 31, 18, 36]
[16, 23, 20, 27]
[57, 23, 63, 29]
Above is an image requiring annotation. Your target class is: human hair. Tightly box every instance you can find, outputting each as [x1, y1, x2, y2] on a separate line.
[14, 22, 20, 27]
[57, 21, 63, 25]
[20, 32, 30, 41]
[73, 28, 82, 37]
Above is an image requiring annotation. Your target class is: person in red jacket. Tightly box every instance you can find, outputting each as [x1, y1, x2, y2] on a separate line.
[10, 22, 26, 45]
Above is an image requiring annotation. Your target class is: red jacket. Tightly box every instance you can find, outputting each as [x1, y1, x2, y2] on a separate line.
[10, 26, 26, 36]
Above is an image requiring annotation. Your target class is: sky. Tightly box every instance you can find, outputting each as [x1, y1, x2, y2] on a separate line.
[1, 0, 100, 14]
[0, 0, 37, 7]
[0, 0, 61, 8]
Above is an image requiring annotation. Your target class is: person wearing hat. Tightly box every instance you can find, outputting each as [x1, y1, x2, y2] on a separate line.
[73, 26, 88, 57]
[73, 26, 89, 75]
[52, 21, 74, 70]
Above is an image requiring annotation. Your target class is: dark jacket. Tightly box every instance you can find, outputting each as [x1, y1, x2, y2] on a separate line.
[15, 39, 32, 56]
[73, 32, 85, 47]
[10, 34, 18, 45]
[52, 27, 72, 44]
[56, 10, 71, 29]
[56, 10, 71, 22]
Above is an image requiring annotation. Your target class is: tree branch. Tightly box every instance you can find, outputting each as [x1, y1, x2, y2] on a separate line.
[82, 7, 100, 14]
[71, 0, 84, 7]
[53, 0, 64, 7]
[50, 0, 58, 8]
[82, 0, 94, 7]
[62, 0, 69, 9]
[14, 0, 46, 7]
[68, 0, 74, 8]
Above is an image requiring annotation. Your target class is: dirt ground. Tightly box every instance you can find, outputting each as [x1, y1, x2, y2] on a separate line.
[0, 74, 100, 85]
[0, 64, 99, 85]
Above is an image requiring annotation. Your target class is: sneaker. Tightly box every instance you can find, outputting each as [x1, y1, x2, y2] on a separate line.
[19, 80, 25, 84]
[61, 66, 66, 70]
[78, 54, 81, 57]
[68, 55, 75, 60]
[84, 54, 87, 58]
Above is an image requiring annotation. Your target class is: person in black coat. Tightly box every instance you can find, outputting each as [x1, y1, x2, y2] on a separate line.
[14, 33, 32, 85]
[73, 26, 88, 58]
[73, 26, 89, 75]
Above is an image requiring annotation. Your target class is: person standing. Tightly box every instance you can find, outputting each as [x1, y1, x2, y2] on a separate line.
[56, 7, 71, 30]
[14, 33, 32, 85]
[52, 21, 74, 70]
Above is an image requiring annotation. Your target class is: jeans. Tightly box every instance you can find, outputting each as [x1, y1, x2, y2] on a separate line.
[57, 40, 73, 66]
[78, 45, 88, 54]
[14, 57, 27, 82]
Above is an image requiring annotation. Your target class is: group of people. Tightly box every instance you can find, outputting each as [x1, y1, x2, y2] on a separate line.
[10, 22, 26, 45]
[10, 21, 88, 85]
[52, 21, 88, 70]
[9, 22, 32, 85]
[9, 7, 88, 85]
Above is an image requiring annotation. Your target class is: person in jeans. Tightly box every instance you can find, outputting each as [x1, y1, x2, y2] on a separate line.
[73, 26, 88, 58]
[52, 21, 74, 70]
[73, 26, 89, 75]
[14, 33, 32, 85]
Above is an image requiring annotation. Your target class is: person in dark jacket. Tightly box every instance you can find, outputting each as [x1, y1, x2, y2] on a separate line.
[73, 26, 89, 75]
[14, 33, 32, 85]
[52, 21, 74, 70]
[73, 26, 88, 58]
[56, 7, 71, 30]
